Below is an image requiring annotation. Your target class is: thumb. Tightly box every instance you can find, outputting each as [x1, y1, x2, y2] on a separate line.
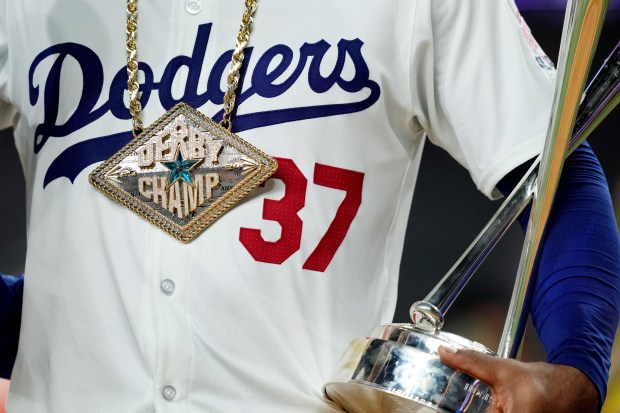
[438, 345, 500, 385]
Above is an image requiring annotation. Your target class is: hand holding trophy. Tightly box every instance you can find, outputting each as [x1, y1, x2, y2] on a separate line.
[324, 1, 620, 411]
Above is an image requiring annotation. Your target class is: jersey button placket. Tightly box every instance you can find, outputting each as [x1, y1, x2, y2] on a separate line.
[185, 0, 202, 15]
[154, 238, 193, 410]
[162, 384, 177, 402]
[161, 279, 176, 296]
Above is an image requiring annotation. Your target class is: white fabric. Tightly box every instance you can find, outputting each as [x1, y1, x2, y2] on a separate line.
[0, 1, 14, 131]
[0, 1, 555, 412]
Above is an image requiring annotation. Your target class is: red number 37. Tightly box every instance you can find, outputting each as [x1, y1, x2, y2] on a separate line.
[239, 157, 365, 272]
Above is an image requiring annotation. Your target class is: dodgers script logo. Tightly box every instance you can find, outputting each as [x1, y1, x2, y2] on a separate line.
[28, 23, 381, 187]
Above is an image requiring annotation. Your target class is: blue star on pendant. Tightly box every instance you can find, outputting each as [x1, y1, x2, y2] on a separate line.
[162, 145, 201, 186]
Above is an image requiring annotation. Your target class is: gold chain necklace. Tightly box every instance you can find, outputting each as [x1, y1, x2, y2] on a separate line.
[89, 0, 277, 243]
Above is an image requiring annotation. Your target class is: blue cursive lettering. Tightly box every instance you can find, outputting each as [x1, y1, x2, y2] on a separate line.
[28, 24, 381, 187]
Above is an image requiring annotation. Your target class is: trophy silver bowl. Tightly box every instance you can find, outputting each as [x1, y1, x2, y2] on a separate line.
[325, 1, 619, 411]
[325, 324, 493, 413]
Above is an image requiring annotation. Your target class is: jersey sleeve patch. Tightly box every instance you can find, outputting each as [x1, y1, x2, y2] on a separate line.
[508, 0, 556, 77]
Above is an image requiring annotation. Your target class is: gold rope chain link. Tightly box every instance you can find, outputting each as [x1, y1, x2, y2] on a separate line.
[125, 0, 259, 137]
[126, 0, 141, 136]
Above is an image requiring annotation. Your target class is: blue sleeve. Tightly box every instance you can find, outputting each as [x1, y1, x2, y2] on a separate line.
[0, 273, 23, 379]
[497, 141, 620, 405]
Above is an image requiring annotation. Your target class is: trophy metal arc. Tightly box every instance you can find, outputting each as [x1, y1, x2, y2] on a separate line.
[324, 1, 619, 411]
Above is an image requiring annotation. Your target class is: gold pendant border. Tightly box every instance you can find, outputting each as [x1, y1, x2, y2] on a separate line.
[88, 102, 278, 243]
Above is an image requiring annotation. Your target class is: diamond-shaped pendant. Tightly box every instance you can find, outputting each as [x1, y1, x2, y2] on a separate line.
[89, 103, 278, 242]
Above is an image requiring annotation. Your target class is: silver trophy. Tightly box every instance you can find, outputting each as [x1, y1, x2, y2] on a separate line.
[324, 1, 620, 411]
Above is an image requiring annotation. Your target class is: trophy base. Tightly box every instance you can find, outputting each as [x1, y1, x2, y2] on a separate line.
[323, 324, 493, 413]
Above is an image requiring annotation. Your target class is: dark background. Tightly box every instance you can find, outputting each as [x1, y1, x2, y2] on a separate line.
[1, 3, 620, 404]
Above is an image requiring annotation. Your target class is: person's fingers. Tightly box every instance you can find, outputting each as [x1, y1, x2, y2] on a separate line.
[490, 397, 504, 413]
[0, 379, 9, 413]
[438, 345, 502, 385]
[438, 348, 599, 413]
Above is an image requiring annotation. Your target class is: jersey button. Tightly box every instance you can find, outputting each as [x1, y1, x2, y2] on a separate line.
[185, 0, 202, 15]
[162, 385, 177, 401]
[160, 279, 176, 295]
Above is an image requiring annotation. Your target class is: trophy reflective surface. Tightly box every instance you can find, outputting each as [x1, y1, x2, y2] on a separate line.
[324, 1, 619, 411]
[325, 325, 493, 413]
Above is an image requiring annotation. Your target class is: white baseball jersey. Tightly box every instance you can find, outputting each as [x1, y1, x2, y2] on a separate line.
[0, 1, 555, 412]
